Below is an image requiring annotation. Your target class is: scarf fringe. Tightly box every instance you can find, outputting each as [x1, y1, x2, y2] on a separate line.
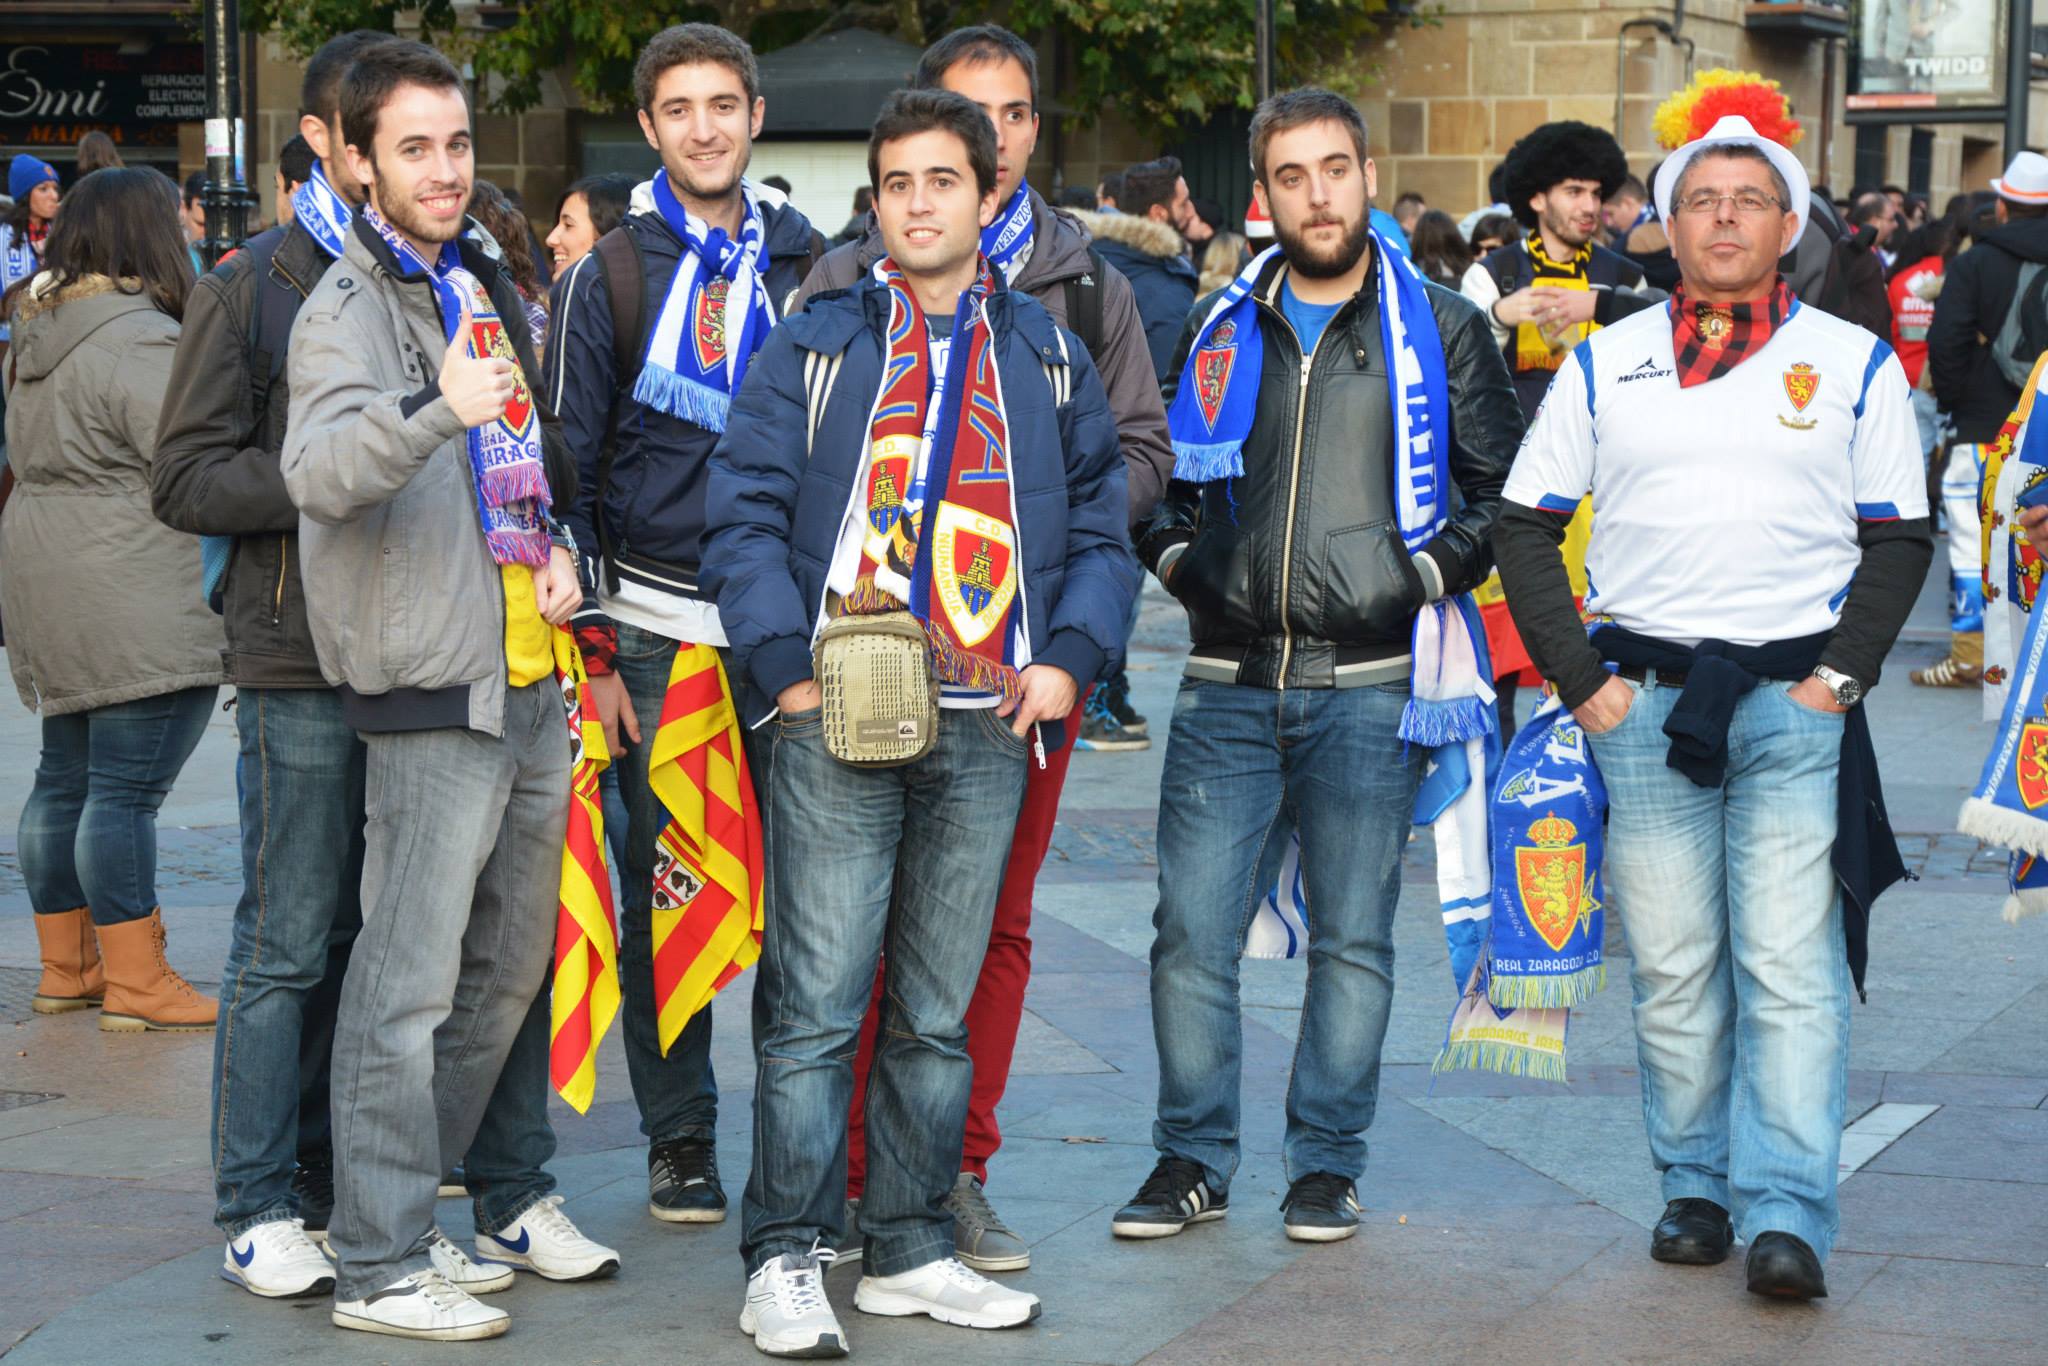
[476, 461, 551, 506]
[633, 364, 734, 433]
[2006, 889, 2048, 923]
[1432, 1036, 1568, 1083]
[487, 527, 553, 568]
[924, 625, 1022, 703]
[1171, 440, 1247, 484]
[1959, 796, 2048, 859]
[1400, 694, 1496, 748]
[1486, 962, 1605, 1010]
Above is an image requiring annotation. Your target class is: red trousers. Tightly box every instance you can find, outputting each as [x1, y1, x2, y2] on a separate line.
[844, 712, 1077, 1197]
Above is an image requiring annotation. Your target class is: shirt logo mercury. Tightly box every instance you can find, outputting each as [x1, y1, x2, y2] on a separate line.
[1617, 357, 1672, 383]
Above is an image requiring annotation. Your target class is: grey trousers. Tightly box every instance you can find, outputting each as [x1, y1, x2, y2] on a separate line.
[328, 682, 569, 1299]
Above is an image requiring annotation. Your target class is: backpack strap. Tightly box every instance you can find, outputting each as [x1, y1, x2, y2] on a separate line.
[243, 231, 299, 421]
[1061, 245, 1107, 360]
[590, 225, 647, 595]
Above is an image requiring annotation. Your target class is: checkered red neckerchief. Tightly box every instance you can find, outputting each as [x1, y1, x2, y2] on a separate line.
[1669, 277, 1793, 389]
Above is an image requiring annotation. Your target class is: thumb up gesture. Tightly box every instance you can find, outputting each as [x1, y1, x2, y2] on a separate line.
[440, 298, 515, 429]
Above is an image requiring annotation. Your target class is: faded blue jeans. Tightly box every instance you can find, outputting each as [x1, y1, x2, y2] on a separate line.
[742, 704, 1027, 1277]
[211, 687, 365, 1235]
[1590, 676, 1851, 1262]
[1149, 678, 1424, 1189]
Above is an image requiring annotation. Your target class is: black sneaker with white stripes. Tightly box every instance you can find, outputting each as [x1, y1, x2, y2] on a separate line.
[1110, 1156, 1228, 1239]
[648, 1136, 727, 1223]
[1280, 1171, 1360, 1242]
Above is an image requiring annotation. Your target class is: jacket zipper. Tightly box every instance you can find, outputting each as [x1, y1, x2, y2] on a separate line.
[1270, 295, 1332, 687]
[269, 254, 311, 629]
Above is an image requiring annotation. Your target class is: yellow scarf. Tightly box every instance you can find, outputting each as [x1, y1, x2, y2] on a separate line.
[1514, 231, 1597, 374]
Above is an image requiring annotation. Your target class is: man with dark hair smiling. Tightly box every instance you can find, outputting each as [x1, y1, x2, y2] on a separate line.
[795, 22, 1170, 1274]
[1496, 116, 1931, 1302]
[1119, 87, 1518, 1246]
[281, 39, 584, 1341]
[707, 86, 1135, 1357]
[545, 22, 821, 1233]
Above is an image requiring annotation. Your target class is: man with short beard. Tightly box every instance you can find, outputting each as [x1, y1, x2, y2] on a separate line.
[544, 26, 821, 1229]
[280, 40, 584, 1341]
[1115, 88, 1519, 1244]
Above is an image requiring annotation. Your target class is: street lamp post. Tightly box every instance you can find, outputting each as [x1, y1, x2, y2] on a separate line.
[200, 0, 255, 267]
[2005, 0, 2033, 163]
[1255, 0, 1274, 103]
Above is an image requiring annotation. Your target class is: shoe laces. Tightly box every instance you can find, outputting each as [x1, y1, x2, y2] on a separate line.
[774, 1243, 837, 1316]
[247, 1218, 316, 1257]
[1283, 1171, 1354, 1213]
[929, 1256, 994, 1293]
[427, 1229, 486, 1271]
[946, 1177, 1014, 1238]
[650, 1137, 717, 1187]
[519, 1194, 581, 1243]
[291, 1159, 334, 1208]
[407, 1269, 472, 1311]
[1134, 1156, 1209, 1206]
[147, 917, 207, 1002]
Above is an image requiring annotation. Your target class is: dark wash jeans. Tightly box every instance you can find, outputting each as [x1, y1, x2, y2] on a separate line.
[19, 686, 217, 924]
[211, 687, 365, 1235]
[1149, 678, 1425, 1189]
[742, 704, 1027, 1278]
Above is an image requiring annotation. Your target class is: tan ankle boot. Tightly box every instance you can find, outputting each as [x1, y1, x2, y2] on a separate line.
[97, 908, 217, 1031]
[31, 907, 105, 1014]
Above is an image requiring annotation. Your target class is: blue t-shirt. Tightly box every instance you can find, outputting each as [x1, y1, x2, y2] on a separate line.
[1280, 279, 1344, 357]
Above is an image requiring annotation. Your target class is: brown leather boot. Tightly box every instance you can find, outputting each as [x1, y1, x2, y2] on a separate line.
[97, 908, 217, 1031]
[31, 907, 105, 1014]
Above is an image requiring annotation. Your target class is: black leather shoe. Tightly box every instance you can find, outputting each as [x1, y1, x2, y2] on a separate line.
[1650, 1198, 1734, 1265]
[1745, 1231, 1828, 1300]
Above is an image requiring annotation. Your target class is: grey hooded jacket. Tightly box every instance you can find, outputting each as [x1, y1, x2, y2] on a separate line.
[2, 276, 223, 715]
[792, 185, 1172, 528]
[281, 218, 573, 737]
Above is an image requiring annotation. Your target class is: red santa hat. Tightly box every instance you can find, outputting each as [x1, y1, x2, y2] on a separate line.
[1245, 195, 1273, 241]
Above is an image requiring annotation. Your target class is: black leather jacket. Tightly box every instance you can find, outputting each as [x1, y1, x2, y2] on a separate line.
[1138, 255, 1522, 690]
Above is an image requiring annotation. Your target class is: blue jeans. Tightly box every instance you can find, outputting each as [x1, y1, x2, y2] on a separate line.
[211, 688, 366, 1235]
[1590, 677, 1850, 1261]
[328, 684, 569, 1299]
[611, 624, 717, 1144]
[742, 704, 1028, 1277]
[19, 686, 218, 924]
[462, 989, 556, 1234]
[1150, 678, 1424, 1188]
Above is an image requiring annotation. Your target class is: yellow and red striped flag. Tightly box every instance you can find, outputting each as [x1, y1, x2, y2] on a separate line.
[647, 643, 765, 1053]
[548, 629, 620, 1113]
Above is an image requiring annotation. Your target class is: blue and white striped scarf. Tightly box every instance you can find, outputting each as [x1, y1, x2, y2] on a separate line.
[291, 160, 352, 261]
[981, 183, 1035, 284]
[631, 175, 773, 433]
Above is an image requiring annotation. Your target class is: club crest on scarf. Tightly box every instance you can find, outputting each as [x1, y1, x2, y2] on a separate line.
[931, 503, 1016, 645]
[695, 277, 729, 371]
[1488, 707, 1608, 1009]
[1194, 321, 1238, 432]
[1513, 814, 1595, 953]
[1783, 361, 1820, 411]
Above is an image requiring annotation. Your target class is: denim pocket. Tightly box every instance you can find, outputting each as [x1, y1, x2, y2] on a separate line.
[974, 705, 1032, 756]
[778, 706, 823, 734]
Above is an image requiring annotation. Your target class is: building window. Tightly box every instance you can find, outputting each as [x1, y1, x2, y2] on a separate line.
[1854, 126, 1887, 194]
[1907, 128, 1933, 196]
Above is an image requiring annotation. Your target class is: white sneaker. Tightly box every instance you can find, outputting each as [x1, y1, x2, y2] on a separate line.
[426, 1228, 515, 1294]
[331, 1269, 509, 1342]
[475, 1194, 621, 1282]
[220, 1217, 336, 1298]
[741, 1250, 848, 1358]
[854, 1255, 1040, 1329]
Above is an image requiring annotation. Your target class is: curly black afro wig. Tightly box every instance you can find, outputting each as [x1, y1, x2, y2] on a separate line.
[1500, 121, 1630, 229]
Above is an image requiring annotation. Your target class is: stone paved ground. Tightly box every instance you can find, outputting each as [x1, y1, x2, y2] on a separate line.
[1, 561, 2045, 1363]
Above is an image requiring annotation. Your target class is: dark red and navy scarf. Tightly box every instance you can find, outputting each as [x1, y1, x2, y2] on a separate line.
[844, 257, 1022, 702]
[1670, 277, 1792, 389]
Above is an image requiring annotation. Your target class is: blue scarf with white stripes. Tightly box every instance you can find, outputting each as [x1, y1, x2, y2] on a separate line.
[631, 175, 773, 433]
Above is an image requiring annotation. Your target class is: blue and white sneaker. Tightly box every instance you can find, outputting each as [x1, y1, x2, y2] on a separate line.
[221, 1217, 335, 1298]
[426, 1229, 515, 1293]
[475, 1195, 620, 1281]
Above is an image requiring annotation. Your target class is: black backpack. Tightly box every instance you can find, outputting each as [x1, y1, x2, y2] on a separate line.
[1060, 245, 1108, 361]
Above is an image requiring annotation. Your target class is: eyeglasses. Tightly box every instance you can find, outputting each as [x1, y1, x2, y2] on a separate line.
[1676, 190, 1785, 216]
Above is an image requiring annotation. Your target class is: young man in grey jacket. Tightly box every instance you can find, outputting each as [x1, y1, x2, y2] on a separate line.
[280, 41, 583, 1342]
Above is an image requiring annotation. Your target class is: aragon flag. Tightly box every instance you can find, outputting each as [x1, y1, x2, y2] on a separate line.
[549, 628, 621, 1113]
[647, 643, 765, 1053]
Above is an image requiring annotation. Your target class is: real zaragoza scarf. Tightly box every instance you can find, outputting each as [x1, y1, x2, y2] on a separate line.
[982, 183, 1035, 284]
[632, 175, 773, 433]
[843, 258, 1025, 701]
[647, 643, 765, 1052]
[1515, 231, 1594, 373]
[549, 628, 620, 1112]
[364, 208, 553, 565]
[1962, 351, 2048, 924]
[1670, 277, 1792, 389]
[292, 160, 352, 261]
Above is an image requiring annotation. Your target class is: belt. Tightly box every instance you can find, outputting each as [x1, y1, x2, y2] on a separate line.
[1615, 664, 1688, 688]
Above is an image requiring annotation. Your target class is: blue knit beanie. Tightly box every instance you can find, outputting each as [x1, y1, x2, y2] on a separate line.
[9, 155, 59, 203]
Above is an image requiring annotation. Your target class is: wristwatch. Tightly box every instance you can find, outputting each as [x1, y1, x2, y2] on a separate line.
[1812, 665, 1864, 708]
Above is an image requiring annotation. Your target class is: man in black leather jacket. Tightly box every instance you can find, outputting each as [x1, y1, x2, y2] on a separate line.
[1110, 90, 1521, 1246]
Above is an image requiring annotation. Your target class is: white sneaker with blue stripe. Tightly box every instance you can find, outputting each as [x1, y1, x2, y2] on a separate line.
[221, 1217, 335, 1298]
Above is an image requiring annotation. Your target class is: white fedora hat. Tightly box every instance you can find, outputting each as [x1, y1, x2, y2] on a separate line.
[1652, 113, 1811, 243]
[1991, 150, 2048, 205]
